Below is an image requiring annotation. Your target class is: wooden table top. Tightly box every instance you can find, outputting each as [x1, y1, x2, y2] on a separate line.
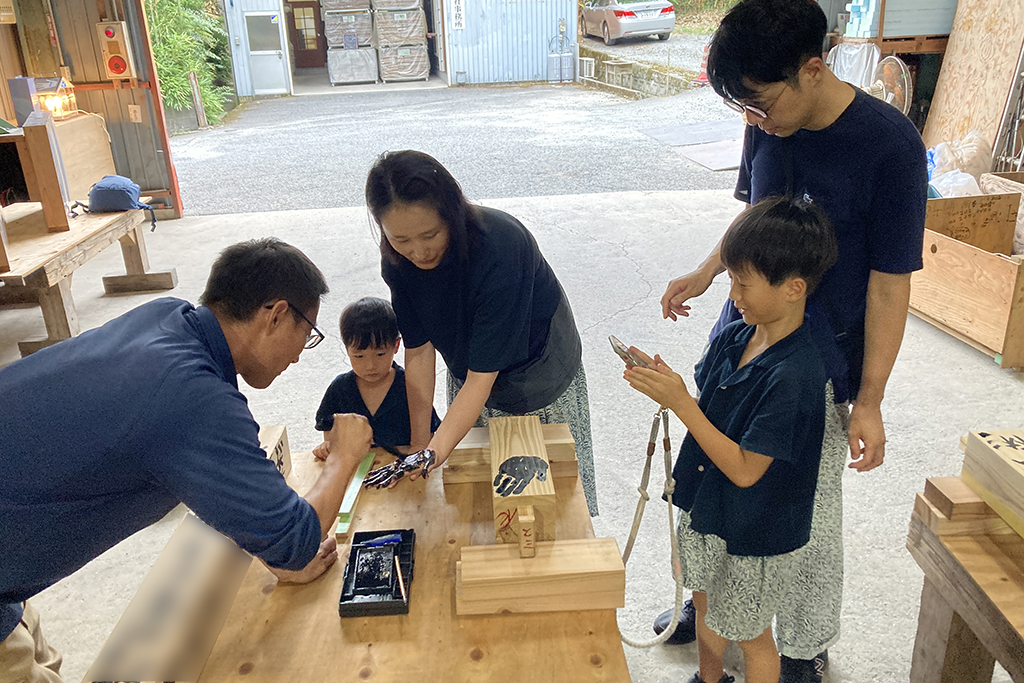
[197, 451, 631, 683]
[1, 204, 143, 287]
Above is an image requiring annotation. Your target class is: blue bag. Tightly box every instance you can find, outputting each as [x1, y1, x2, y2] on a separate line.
[81, 174, 157, 231]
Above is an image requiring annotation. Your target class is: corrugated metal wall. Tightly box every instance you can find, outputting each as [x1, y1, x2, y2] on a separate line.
[51, 1, 168, 192]
[223, 0, 290, 98]
[443, 0, 575, 84]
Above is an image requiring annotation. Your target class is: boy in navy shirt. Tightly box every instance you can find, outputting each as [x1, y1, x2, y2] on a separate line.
[626, 197, 840, 683]
[314, 297, 440, 458]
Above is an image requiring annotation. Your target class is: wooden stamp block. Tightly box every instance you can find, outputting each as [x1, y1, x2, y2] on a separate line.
[489, 416, 556, 544]
[455, 538, 625, 616]
[258, 425, 292, 479]
[961, 429, 1024, 536]
[443, 422, 578, 485]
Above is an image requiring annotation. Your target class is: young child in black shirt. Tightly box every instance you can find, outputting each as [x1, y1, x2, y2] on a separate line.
[313, 297, 440, 459]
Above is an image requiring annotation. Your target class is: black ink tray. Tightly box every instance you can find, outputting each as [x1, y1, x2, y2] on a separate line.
[339, 528, 415, 617]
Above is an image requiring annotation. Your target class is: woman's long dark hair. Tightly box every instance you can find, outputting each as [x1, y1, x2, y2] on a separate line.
[365, 150, 479, 266]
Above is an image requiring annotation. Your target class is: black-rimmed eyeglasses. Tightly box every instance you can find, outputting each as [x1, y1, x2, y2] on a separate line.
[265, 301, 325, 349]
[723, 83, 790, 120]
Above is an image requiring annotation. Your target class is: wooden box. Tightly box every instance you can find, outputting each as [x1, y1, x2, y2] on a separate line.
[909, 177, 1024, 368]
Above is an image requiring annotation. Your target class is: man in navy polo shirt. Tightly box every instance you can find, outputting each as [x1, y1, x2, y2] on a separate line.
[0, 238, 373, 683]
[656, 0, 927, 681]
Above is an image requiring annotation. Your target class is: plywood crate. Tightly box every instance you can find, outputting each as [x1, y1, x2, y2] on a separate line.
[909, 178, 1024, 368]
[324, 10, 373, 47]
[371, 0, 422, 10]
[327, 47, 379, 84]
[377, 44, 429, 82]
[373, 10, 426, 48]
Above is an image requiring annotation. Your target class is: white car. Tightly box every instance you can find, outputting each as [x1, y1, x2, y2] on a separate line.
[581, 0, 675, 46]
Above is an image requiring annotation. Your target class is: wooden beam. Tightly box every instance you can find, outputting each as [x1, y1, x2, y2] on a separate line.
[490, 416, 556, 544]
[913, 492, 1013, 537]
[101, 223, 178, 294]
[962, 430, 1024, 537]
[456, 538, 625, 616]
[17, 277, 79, 356]
[445, 422, 577, 484]
[924, 476, 991, 520]
[22, 111, 70, 233]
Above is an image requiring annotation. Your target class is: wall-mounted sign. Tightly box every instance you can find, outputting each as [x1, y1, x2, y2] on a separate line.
[452, 0, 464, 30]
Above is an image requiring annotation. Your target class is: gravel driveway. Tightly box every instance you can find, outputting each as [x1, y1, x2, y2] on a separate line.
[170, 84, 738, 216]
[579, 31, 709, 73]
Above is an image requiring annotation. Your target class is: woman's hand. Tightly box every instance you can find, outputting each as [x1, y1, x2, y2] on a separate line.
[623, 348, 695, 413]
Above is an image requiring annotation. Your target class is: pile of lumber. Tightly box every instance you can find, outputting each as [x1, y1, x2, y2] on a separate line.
[960, 429, 1024, 536]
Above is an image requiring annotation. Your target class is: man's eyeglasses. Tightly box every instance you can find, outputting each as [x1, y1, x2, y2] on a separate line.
[723, 83, 789, 120]
[265, 301, 325, 349]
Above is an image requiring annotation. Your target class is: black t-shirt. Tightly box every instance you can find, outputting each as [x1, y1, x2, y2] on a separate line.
[314, 364, 440, 454]
[382, 207, 582, 413]
[673, 320, 827, 557]
[721, 87, 928, 402]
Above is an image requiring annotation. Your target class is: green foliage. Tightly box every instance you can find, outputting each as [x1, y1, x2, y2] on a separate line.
[146, 0, 232, 124]
[668, 0, 738, 10]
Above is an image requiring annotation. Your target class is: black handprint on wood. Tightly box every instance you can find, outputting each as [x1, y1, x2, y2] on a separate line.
[493, 456, 549, 496]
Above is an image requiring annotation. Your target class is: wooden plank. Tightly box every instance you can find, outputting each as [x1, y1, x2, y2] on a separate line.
[517, 505, 536, 558]
[53, 112, 116, 201]
[922, 0, 1024, 150]
[456, 538, 626, 616]
[445, 458, 578, 485]
[17, 277, 80, 356]
[906, 514, 1024, 680]
[962, 430, 1024, 537]
[448, 422, 576, 466]
[84, 513, 253, 682]
[924, 194, 1019, 256]
[998, 264, 1024, 369]
[196, 452, 630, 682]
[257, 425, 292, 479]
[910, 576, 996, 683]
[333, 451, 375, 537]
[924, 476, 991, 519]
[910, 229, 1019, 354]
[913, 492, 1013, 537]
[490, 416, 556, 544]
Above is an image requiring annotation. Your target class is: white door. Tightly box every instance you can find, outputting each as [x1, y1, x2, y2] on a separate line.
[433, 0, 446, 75]
[246, 12, 289, 95]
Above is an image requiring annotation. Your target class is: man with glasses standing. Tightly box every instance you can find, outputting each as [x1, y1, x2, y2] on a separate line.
[0, 238, 373, 683]
[654, 1, 927, 681]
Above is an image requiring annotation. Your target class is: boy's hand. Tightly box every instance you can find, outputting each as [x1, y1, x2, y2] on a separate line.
[312, 441, 330, 461]
[326, 414, 373, 466]
[622, 348, 694, 412]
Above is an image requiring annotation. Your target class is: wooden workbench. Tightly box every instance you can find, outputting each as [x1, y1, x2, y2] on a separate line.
[0, 202, 176, 356]
[906, 498, 1024, 681]
[196, 451, 630, 682]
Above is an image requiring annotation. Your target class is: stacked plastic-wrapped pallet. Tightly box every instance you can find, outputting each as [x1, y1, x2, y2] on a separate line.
[373, 0, 429, 82]
[844, 0, 878, 38]
[324, 0, 379, 84]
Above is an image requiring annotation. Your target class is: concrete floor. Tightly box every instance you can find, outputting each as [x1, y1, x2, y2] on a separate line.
[5, 188, 1023, 682]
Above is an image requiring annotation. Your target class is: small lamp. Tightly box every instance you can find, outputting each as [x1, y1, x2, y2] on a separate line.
[33, 77, 76, 120]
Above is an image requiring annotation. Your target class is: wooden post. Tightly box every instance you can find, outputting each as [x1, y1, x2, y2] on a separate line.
[489, 416, 556, 544]
[188, 71, 208, 128]
[17, 277, 79, 356]
[910, 577, 995, 683]
[101, 222, 178, 293]
[22, 110, 70, 232]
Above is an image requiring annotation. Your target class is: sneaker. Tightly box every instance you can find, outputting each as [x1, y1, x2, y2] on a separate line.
[685, 674, 736, 683]
[780, 651, 828, 683]
[652, 598, 697, 644]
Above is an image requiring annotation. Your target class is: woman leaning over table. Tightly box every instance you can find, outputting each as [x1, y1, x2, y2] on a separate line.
[365, 150, 597, 515]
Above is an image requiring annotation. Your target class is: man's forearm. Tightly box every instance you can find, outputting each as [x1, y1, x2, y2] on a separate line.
[304, 454, 361, 538]
[404, 343, 436, 448]
[858, 271, 913, 406]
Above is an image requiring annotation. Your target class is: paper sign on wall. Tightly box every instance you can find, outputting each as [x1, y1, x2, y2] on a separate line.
[452, 0, 465, 30]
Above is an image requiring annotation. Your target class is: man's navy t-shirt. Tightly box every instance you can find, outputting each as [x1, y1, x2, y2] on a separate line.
[314, 363, 440, 454]
[720, 88, 928, 402]
[0, 299, 322, 640]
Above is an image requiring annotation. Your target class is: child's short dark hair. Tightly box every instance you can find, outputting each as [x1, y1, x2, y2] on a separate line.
[721, 196, 838, 294]
[340, 297, 399, 350]
[708, 0, 828, 103]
